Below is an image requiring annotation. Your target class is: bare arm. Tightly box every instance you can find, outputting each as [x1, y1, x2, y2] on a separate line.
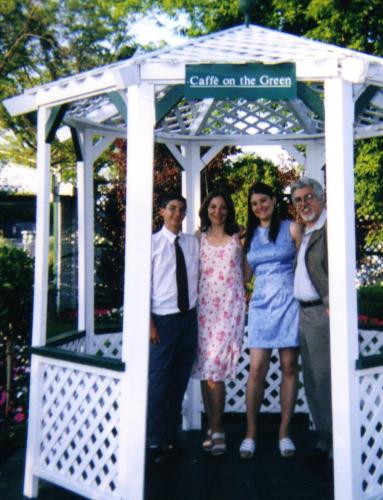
[290, 221, 303, 249]
[243, 255, 253, 283]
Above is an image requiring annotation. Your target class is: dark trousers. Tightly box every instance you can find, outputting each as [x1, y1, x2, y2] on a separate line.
[147, 308, 197, 448]
[299, 303, 332, 452]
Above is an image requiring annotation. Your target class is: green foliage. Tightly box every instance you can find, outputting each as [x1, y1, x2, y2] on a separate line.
[304, 0, 383, 54]
[202, 152, 299, 227]
[0, 244, 33, 338]
[145, 0, 271, 35]
[0, 242, 33, 429]
[147, 0, 383, 55]
[0, 0, 146, 169]
[220, 153, 283, 227]
[358, 284, 383, 321]
[354, 138, 383, 246]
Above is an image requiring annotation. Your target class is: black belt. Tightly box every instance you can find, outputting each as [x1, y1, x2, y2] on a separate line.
[299, 299, 322, 308]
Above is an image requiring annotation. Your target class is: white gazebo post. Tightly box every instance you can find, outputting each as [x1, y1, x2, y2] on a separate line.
[182, 143, 202, 232]
[77, 130, 95, 343]
[181, 143, 203, 429]
[325, 77, 362, 499]
[118, 81, 155, 499]
[180, 142, 225, 429]
[24, 106, 51, 497]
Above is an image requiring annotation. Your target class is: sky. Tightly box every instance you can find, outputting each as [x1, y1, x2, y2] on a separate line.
[130, 13, 189, 46]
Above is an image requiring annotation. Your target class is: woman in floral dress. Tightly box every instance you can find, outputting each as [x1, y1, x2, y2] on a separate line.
[192, 191, 246, 455]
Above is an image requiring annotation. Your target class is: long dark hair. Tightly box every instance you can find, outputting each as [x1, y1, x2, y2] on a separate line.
[199, 190, 239, 236]
[244, 182, 281, 251]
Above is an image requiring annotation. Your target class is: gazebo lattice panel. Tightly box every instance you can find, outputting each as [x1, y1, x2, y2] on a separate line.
[60, 336, 86, 354]
[201, 99, 306, 136]
[359, 367, 383, 498]
[224, 335, 309, 413]
[156, 97, 321, 137]
[359, 330, 383, 357]
[91, 334, 123, 359]
[36, 359, 122, 499]
[37, 327, 382, 499]
[355, 98, 383, 127]
[60, 328, 382, 415]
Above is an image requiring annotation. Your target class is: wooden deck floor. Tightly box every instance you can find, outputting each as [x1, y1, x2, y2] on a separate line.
[1, 415, 333, 500]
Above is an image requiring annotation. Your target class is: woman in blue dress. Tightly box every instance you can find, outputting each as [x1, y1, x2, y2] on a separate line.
[239, 182, 302, 460]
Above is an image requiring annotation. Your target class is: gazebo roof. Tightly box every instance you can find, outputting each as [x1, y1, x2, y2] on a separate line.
[4, 24, 383, 144]
[135, 24, 383, 66]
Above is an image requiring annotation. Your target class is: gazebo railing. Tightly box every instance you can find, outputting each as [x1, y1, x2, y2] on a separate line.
[50, 327, 383, 415]
[26, 326, 382, 499]
[26, 347, 124, 499]
[356, 354, 383, 499]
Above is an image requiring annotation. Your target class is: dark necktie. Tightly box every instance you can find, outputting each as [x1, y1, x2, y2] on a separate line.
[174, 236, 189, 313]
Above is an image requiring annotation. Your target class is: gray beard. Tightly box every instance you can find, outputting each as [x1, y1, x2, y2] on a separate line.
[300, 212, 316, 222]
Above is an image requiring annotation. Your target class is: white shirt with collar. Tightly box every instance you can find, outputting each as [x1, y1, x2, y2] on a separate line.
[294, 208, 327, 302]
[151, 225, 199, 315]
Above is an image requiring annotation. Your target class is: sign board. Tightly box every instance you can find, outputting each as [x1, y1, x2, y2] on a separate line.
[185, 63, 296, 100]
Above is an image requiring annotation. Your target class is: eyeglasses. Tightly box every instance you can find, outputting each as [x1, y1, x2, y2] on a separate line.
[292, 193, 316, 205]
[166, 205, 187, 215]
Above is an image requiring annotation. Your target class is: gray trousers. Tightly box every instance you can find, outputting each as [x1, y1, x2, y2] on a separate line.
[299, 303, 332, 452]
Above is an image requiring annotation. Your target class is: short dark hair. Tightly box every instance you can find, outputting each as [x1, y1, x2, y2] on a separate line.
[199, 190, 238, 235]
[159, 192, 187, 210]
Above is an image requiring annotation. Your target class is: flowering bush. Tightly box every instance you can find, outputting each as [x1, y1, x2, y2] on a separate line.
[94, 307, 123, 328]
[358, 315, 383, 327]
[358, 284, 383, 327]
[62, 307, 123, 327]
[0, 244, 33, 461]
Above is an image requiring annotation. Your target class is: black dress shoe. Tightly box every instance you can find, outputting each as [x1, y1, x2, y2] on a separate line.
[147, 447, 167, 467]
[301, 448, 331, 466]
[163, 443, 181, 462]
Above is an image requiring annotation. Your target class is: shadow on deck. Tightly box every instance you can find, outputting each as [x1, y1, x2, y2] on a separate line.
[0, 415, 333, 500]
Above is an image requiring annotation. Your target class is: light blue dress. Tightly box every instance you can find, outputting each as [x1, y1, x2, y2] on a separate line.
[247, 220, 299, 348]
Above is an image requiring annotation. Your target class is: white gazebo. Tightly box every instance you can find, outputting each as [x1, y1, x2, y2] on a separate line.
[3, 24, 383, 500]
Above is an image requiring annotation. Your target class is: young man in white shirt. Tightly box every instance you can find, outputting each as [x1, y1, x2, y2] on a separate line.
[147, 193, 199, 466]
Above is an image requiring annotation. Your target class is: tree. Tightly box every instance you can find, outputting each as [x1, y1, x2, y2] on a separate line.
[215, 152, 299, 227]
[0, 0, 148, 167]
[0, 244, 33, 422]
[354, 138, 383, 247]
[145, 0, 383, 53]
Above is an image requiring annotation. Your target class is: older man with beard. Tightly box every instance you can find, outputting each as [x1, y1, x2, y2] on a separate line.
[291, 177, 332, 465]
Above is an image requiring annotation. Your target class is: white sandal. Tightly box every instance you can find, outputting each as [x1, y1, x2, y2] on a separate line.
[279, 437, 296, 458]
[211, 432, 226, 456]
[202, 429, 212, 452]
[239, 438, 256, 459]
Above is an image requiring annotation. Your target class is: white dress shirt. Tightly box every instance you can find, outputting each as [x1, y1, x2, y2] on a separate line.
[294, 209, 327, 301]
[151, 225, 199, 315]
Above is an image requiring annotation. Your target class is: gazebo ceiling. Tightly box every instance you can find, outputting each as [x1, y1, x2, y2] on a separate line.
[4, 24, 383, 144]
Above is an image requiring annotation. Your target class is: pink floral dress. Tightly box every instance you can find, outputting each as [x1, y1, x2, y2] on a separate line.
[192, 232, 246, 381]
